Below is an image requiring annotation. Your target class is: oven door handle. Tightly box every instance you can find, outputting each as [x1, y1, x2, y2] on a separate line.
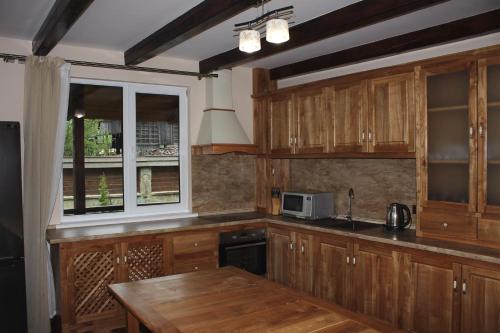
[223, 241, 266, 250]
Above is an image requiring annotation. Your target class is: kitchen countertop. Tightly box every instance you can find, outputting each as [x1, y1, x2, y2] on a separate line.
[109, 266, 402, 333]
[47, 212, 500, 265]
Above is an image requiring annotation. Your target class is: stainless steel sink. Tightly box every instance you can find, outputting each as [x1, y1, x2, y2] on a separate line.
[308, 218, 382, 232]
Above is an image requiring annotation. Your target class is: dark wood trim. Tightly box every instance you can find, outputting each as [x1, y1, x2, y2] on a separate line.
[253, 68, 277, 95]
[267, 152, 416, 159]
[191, 144, 258, 155]
[32, 0, 94, 55]
[124, 0, 259, 65]
[203, 108, 235, 112]
[199, 0, 448, 73]
[72, 117, 86, 214]
[270, 9, 500, 80]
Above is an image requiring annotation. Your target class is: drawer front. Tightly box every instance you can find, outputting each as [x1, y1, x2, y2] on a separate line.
[420, 210, 477, 240]
[173, 258, 218, 274]
[173, 232, 218, 259]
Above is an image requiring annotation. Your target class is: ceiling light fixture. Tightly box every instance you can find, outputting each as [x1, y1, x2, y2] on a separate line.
[234, 1, 294, 54]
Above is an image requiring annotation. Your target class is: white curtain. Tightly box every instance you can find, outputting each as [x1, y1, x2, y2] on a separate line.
[23, 56, 70, 333]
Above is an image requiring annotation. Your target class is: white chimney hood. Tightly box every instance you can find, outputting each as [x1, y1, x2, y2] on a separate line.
[193, 69, 256, 155]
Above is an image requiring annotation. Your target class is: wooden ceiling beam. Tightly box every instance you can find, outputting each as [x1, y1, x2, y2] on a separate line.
[33, 0, 94, 56]
[125, 0, 260, 65]
[199, 0, 449, 74]
[270, 9, 500, 80]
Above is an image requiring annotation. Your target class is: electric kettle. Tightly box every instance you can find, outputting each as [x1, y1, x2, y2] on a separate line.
[386, 203, 411, 230]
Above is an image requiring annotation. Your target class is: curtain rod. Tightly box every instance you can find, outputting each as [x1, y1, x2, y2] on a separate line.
[0, 53, 217, 79]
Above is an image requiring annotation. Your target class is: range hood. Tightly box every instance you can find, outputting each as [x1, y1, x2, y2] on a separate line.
[193, 70, 257, 155]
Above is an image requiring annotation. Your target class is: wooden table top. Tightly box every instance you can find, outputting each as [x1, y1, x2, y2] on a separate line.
[109, 267, 402, 333]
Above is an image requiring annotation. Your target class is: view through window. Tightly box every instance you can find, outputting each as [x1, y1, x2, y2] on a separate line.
[63, 81, 185, 218]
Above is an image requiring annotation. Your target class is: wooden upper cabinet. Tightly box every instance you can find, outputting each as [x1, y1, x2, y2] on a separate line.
[326, 81, 368, 153]
[461, 265, 500, 333]
[294, 88, 327, 154]
[477, 57, 500, 244]
[404, 254, 461, 333]
[269, 94, 293, 154]
[315, 234, 352, 308]
[368, 73, 415, 153]
[267, 228, 293, 287]
[417, 62, 478, 241]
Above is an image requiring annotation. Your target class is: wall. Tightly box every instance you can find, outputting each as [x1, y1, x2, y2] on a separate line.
[278, 32, 500, 88]
[290, 159, 416, 221]
[192, 154, 255, 213]
[0, 36, 254, 224]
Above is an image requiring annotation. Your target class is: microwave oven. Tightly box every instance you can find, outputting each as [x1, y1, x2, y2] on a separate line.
[281, 191, 334, 220]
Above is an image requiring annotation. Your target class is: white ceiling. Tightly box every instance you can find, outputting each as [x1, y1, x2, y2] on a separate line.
[0, 0, 499, 70]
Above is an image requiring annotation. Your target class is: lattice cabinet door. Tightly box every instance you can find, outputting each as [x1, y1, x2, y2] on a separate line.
[123, 236, 169, 282]
[62, 241, 124, 330]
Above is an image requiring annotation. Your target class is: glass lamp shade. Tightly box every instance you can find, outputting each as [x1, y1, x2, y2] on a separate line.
[266, 18, 289, 44]
[239, 30, 261, 53]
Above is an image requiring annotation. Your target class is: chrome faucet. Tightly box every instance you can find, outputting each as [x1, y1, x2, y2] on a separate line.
[347, 188, 355, 230]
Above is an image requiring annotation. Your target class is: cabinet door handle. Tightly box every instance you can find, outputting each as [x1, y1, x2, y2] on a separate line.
[289, 137, 293, 146]
[346, 256, 350, 264]
[453, 279, 457, 291]
[469, 126, 474, 138]
[194, 242, 199, 247]
[368, 131, 372, 142]
[116, 257, 120, 265]
[479, 124, 484, 137]
[442, 222, 448, 229]
[123, 256, 127, 264]
[301, 244, 305, 254]
[462, 281, 467, 294]
[289, 242, 294, 251]
[294, 137, 298, 145]
[352, 256, 356, 265]
[194, 266, 199, 271]
[361, 131, 366, 141]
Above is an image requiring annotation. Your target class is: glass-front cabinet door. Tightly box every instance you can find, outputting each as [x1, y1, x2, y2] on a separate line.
[478, 57, 500, 243]
[419, 62, 478, 240]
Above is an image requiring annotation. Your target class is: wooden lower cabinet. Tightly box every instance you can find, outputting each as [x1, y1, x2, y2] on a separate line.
[315, 234, 352, 308]
[403, 253, 461, 333]
[267, 227, 314, 293]
[461, 265, 500, 333]
[267, 227, 294, 287]
[352, 242, 403, 326]
[59, 231, 218, 332]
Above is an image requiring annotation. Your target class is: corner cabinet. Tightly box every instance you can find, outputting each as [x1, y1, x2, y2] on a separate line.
[417, 57, 500, 245]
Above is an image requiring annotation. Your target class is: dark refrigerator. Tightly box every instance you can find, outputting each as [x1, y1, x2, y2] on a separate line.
[0, 121, 28, 332]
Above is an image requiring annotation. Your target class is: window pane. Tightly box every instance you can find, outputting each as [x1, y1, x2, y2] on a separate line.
[136, 93, 180, 206]
[63, 84, 124, 215]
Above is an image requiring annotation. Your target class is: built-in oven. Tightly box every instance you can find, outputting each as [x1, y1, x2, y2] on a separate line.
[219, 228, 266, 276]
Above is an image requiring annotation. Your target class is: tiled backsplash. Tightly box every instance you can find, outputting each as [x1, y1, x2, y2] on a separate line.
[192, 154, 256, 213]
[290, 159, 416, 220]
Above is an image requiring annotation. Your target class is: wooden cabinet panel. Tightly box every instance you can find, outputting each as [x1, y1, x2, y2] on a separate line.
[123, 237, 169, 281]
[352, 242, 399, 325]
[405, 255, 461, 333]
[461, 265, 500, 333]
[315, 235, 352, 308]
[269, 94, 293, 154]
[369, 73, 415, 153]
[172, 232, 217, 260]
[253, 97, 268, 154]
[294, 232, 314, 294]
[255, 157, 268, 212]
[267, 228, 293, 287]
[419, 209, 477, 240]
[294, 88, 327, 154]
[173, 257, 218, 274]
[327, 82, 368, 153]
[61, 241, 124, 331]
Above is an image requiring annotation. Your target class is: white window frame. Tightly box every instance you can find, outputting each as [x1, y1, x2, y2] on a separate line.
[61, 78, 193, 226]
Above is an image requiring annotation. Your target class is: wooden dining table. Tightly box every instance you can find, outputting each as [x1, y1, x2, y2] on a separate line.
[109, 266, 402, 333]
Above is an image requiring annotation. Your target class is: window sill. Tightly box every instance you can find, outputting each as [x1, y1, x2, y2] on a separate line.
[55, 210, 198, 229]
